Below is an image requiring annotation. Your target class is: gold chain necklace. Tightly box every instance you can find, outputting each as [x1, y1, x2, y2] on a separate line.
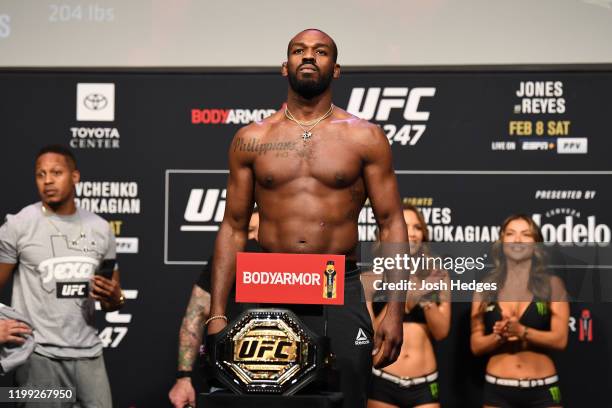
[284, 104, 334, 141]
[41, 205, 93, 253]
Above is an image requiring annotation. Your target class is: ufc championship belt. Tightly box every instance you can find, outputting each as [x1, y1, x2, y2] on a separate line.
[205, 309, 331, 395]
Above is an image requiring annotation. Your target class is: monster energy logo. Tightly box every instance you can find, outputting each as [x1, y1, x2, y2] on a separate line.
[549, 385, 561, 404]
[429, 382, 439, 400]
[536, 301, 548, 316]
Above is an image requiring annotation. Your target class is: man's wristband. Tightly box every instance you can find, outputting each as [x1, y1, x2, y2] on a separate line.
[116, 291, 125, 307]
[205, 315, 228, 326]
[176, 370, 192, 379]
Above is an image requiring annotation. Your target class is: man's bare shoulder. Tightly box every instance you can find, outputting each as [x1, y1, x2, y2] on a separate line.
[333, 107, 384, 135]
[332, 107, 388, 148]
[237, 109, 285, 138]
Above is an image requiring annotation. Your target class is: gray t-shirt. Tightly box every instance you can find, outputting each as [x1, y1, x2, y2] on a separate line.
[0, 202, 115, 359]
[0, 303, 35, 373]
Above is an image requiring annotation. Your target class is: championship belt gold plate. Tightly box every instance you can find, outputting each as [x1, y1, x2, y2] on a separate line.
[205, 309, 330, 395]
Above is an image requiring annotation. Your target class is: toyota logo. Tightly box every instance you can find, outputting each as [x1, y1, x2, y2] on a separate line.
[83, 93, 108, 111]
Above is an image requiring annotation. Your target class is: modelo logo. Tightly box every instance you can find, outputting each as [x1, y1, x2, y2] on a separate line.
[0, 14, 10, 38]
[39, 256, 98, 284]
[532, 214, 611, 243]
[347, 87, 436, 121]
[184, 188, 226, 224]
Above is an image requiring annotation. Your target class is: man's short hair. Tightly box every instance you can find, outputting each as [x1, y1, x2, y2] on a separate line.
[36, 145, 78, 170]
[287, 28, 338, 63]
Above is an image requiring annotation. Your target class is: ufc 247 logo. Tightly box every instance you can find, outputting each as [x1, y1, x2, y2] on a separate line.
[346, 87, 436, 147]
[183, 188, 226, 230]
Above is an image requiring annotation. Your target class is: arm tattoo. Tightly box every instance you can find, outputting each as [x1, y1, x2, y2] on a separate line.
[178, 286, 211, 371]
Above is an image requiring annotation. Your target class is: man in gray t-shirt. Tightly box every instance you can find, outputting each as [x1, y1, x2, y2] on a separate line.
[0, 145, 125, 408]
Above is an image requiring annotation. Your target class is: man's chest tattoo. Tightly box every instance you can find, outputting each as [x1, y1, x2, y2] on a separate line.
[234, 137, 298, 157]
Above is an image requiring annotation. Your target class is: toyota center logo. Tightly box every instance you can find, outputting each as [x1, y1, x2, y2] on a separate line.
[84, 93, 109, 111]
[76, 83, 115, 121]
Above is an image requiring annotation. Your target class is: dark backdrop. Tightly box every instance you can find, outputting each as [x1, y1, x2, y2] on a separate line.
[0, 69, 610, 407]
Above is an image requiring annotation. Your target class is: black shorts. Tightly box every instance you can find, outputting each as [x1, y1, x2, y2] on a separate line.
[270, 265, 374, 408]
[368, 372, 439, 408]
[483, 380, 563, 408]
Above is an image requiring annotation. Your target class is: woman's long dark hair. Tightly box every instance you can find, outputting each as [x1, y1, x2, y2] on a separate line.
[403, 204, 433, 279]
[480, 214, 551, 308]
[371, 205, 433, 314]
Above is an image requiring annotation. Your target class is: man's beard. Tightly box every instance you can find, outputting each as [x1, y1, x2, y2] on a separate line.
[288, 68, 333, 99]
[45, 199, 65, 211]
[43, 190, 74, 211]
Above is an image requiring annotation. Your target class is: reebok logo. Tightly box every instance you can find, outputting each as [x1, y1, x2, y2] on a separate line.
[355, 328, 370, 345]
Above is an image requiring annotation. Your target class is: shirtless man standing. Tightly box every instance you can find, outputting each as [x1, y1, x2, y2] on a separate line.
[207, 28, 408, 407]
